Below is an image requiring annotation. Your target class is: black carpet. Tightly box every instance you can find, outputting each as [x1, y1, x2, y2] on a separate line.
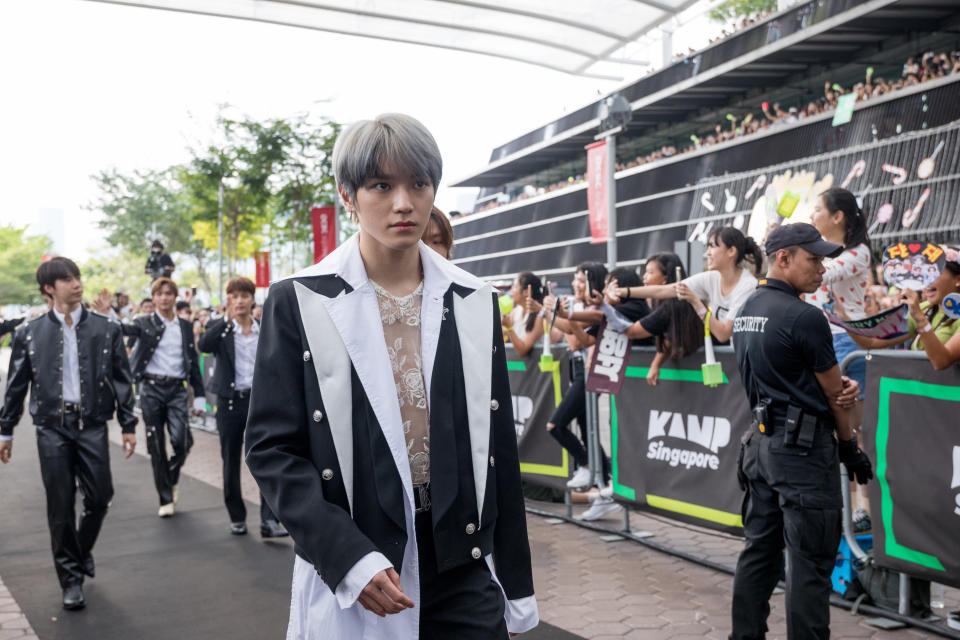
[0, 420, 583, 640]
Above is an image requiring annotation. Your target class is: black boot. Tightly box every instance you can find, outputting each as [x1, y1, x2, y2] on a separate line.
[260, 520, 289, 538]
[82, 555, 95, 578]
[62, 584, 85, 610]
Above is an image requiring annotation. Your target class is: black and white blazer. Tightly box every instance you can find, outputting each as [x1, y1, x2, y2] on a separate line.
[245, 234, 537, 638]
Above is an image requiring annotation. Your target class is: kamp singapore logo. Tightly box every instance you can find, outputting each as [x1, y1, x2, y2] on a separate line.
[646, 409, 731, 470]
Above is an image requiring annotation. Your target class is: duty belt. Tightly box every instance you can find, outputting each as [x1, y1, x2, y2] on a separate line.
[413, 482, 431, 513]
[754, 401, 832, 449]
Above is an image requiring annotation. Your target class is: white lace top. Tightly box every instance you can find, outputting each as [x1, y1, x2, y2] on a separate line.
[372, 280, 430, 485]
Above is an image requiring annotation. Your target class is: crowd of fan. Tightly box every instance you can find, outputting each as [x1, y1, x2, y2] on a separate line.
[472, 50, 960, 216]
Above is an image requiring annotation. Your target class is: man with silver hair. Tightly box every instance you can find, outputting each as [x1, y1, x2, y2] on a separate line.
[246, 113, 538, 639]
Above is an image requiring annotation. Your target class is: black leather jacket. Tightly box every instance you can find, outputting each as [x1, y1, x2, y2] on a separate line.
[123, 313, 204, 394]
[0, 309, 137, 435]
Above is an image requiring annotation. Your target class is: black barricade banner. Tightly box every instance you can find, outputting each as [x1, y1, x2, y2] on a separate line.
[862, 354, 960, 588]
[199, 353, 219, 411]
[506, 347, 572, 490]
[611, 349, 751, 534]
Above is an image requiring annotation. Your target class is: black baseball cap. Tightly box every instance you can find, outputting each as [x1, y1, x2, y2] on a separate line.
[765, 223, 843, 258]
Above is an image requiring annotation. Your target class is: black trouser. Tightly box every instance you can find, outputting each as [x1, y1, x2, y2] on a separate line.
[731, 424, 842, 640]
[35, 414, 113, 588]
[416, 510, 508, 640]
[216, 391, 276, 524]
[547, 357, 610, 483]
[141, 378, 191, 506]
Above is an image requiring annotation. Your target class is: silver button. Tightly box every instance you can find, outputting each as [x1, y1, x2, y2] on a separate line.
[489, 456, 495, 467]
[471, 547, 481, 560]
[465, 523, 476, 535]
[303, 350, 311, 362]
[313, 410, 323, 422]
[321, 468, 334, 481]
[490, 399, 499, 411]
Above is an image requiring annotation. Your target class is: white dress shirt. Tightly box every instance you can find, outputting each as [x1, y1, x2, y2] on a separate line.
[145, 312, 186, 379]
[232, 319, 259, 391]
[53, 306, 83, 404]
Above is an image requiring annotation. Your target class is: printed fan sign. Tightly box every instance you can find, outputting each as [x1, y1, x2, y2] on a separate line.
[254, 251, 270, 288]
[881, 241, 946, 290]
[586, 140, 609, 245]
[824, 304, 910, 340]
[832, 93, 856, 126]
[586, 319, 631, 395]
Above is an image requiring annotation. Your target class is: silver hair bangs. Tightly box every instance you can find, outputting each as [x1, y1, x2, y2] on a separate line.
[333, 113, 442, 199]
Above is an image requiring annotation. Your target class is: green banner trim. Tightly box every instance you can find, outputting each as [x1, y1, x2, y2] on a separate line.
[516, 359, 568, 478]
[875, 376, 957, 572]
[625, 366, 729, 384]
[646, 494, 743, 528]
[610, 397, 636, 500]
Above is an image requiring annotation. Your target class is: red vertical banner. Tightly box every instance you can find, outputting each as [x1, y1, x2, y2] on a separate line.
[586, 140, 608, 244]
[311, 206, 338, 263]
[254, 251, 271, 288]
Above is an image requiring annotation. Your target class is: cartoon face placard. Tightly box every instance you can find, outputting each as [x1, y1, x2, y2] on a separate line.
[881, 242, 946, 290]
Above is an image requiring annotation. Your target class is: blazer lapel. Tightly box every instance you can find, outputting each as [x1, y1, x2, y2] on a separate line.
[452, 283, 494, 525]
[293, 281, 357, 515]
[321, 281, 414, 513]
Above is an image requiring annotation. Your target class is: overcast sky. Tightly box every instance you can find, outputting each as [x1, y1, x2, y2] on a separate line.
[1, 0, 719, 261]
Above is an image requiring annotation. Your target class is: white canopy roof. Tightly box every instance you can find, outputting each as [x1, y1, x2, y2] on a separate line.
[84, 0, 698, 79]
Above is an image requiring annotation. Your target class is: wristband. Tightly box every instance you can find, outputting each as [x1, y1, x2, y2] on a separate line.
[697, 306, 708, 320]
[919, 322, 933, 334]
[624, 288, 631, 301]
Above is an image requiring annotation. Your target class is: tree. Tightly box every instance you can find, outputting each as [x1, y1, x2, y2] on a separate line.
[709, 0, 777, 23]
[89, 168, 215, 294]
[0, 225, 54, 305]
[80, 249, 154, 303]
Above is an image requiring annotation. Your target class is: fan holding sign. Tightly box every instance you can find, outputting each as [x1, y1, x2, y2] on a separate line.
[848, 251, 960, 371]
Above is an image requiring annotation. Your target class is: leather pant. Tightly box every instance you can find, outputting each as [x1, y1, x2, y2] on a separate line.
[36, 413, 113, 587]
[216, 391, 276, 524]
[141, 379, 191, 505]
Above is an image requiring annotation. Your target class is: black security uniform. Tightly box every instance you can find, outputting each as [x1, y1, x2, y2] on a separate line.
[1, 309, 137, 588]
[197, 317, 278, 526]
[124, 313, 204, 506]
[730, 278, 843, 640]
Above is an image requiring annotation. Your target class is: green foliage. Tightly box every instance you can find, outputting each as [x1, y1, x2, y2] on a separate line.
[0, 225, 54, 305]
[89, 110, 344, 297]
[709, 0, 777, 23]
[80, 249, 154, 303]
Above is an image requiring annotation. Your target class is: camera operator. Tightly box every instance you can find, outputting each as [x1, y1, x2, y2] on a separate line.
[144, 240, 175, 282]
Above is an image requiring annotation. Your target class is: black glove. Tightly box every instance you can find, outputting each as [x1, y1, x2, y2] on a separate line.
[838, 437, 873, 485]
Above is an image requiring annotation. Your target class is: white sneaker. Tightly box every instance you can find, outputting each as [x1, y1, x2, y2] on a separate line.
[158, 503, 175, 518]
[599, 483, 614, 499]
[172, 484, 180, 504]
[566, 466, 592, 490]
[578, 495, 622, 521]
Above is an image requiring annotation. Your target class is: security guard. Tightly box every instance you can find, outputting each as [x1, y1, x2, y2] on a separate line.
[730, 223, 872, 639]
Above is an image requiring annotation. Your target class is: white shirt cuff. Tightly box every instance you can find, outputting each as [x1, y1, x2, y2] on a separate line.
[193, 397, 207, 412]
[0, 435, 12, 442]
[334, 551, 393, 610]
[503, 594, 539, 633]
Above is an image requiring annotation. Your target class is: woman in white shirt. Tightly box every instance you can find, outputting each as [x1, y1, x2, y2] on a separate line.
[606, 226, 763, 344]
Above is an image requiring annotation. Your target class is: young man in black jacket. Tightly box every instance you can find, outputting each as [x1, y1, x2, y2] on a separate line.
[198, 276, 287, 538]
[124, 277, 205, 517]
[0, 257, 138, 610]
